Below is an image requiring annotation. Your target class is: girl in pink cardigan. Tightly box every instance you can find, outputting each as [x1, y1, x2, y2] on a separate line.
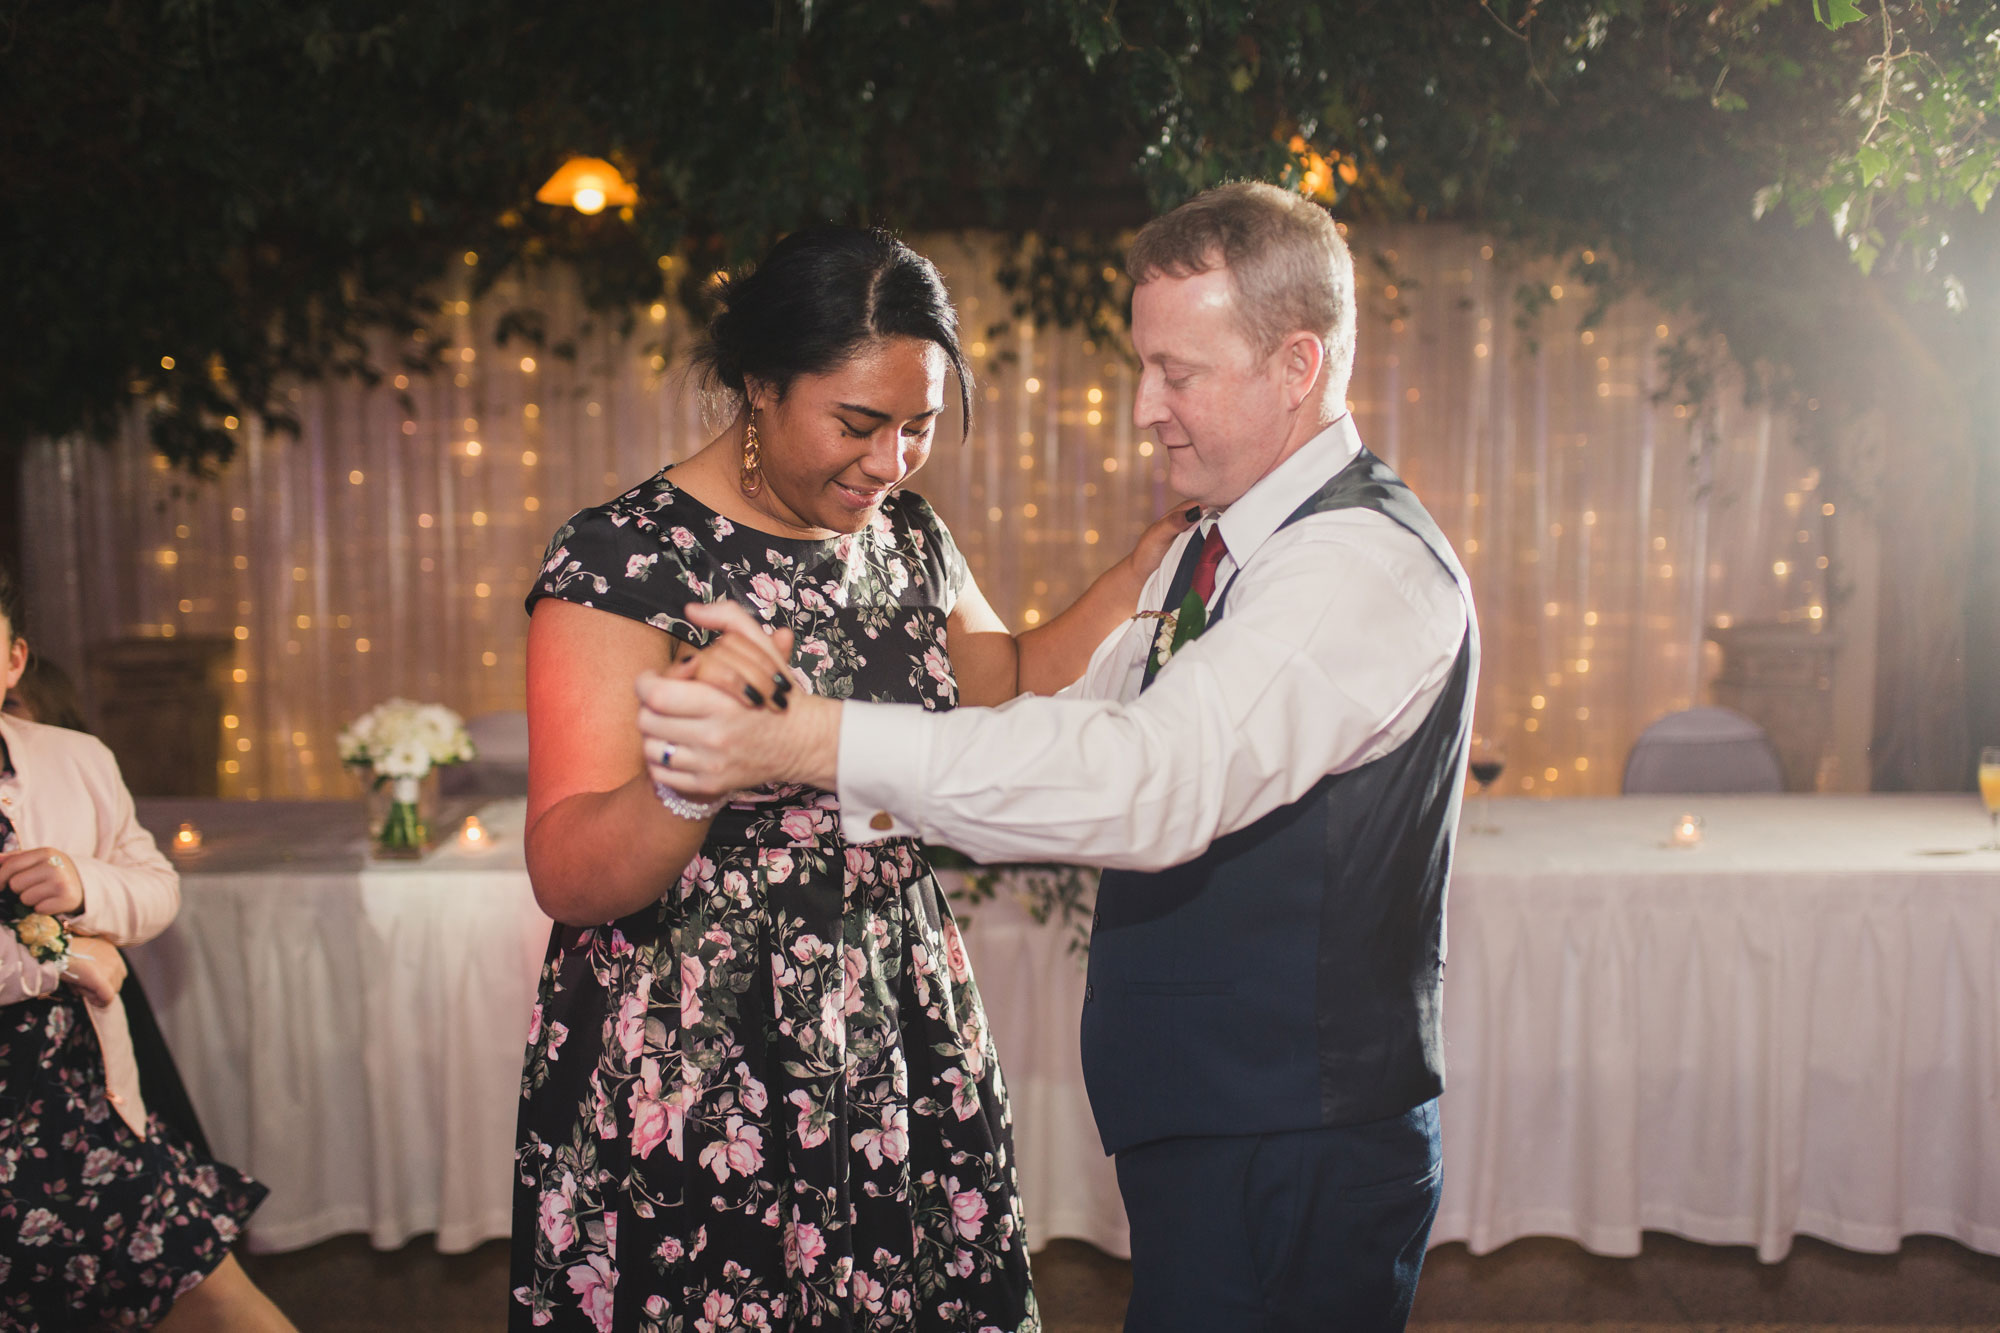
[0, 568, 294, 1330]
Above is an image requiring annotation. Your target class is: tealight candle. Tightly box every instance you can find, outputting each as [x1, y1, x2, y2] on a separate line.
[458, 815, 489, 851]
[1670, 813, 1704, 848]
[173, 822, 203, 853]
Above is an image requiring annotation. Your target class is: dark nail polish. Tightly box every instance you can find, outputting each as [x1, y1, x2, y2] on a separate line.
[772, 672, 790, 694]
[742, 683, 766, 707]
[773, 691, 790, 711]
[1184, 506, 1201, 523]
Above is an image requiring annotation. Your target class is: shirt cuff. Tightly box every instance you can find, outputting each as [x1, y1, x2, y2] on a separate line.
[835, 700, 935, 843]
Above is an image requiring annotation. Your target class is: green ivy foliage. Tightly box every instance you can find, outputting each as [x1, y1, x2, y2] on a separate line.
[2, 1, 1994, 475]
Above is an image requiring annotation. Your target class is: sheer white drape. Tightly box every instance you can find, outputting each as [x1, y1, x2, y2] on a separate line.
[21, 228, 1844, 799]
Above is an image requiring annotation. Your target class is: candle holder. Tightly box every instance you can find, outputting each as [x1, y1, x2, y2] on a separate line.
[1670, 813, 1704, 848]
[457, 815, 490, 851]
[171, 822, 204, 855]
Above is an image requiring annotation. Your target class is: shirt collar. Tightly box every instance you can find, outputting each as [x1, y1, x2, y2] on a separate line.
[1210, 414, 1363, 568]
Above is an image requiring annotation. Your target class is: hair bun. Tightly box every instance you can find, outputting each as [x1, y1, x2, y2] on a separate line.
[704, 301, 745, 394]
[687, 226, 971, 430]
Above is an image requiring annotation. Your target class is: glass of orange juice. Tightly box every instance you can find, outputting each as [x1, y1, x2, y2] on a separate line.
[1982, 747, 2000, 851]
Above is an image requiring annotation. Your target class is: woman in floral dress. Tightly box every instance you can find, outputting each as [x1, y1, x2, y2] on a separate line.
[511, 228, 1186, 1330]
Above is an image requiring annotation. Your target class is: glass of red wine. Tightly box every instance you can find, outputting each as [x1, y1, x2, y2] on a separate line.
[1468, 738, 1505, 834]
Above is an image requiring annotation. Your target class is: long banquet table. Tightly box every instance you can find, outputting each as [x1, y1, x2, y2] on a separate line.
[129, 795, 2000, 1262]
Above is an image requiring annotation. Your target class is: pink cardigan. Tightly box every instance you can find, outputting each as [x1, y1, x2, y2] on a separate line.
[0, 713, 180, 1137]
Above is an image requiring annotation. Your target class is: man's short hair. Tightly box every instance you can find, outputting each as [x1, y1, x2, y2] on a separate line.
[1126, 181, 1356, 397]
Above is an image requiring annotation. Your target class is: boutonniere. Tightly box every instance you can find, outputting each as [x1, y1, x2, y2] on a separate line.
[1138, 588, 1211, 672]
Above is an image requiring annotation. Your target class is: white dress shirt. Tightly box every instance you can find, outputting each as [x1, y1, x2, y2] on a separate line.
[836, 416, 1469, 869]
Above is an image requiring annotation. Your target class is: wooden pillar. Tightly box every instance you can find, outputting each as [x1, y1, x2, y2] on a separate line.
[86, 637, 235, 796]
[1708, 622, 1841, 792]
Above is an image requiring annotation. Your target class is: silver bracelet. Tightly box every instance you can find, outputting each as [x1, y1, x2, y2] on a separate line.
[653, 779, 724, 821]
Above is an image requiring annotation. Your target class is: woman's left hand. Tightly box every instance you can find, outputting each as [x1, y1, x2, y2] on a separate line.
[0, 847, 85, 917]
[62, 936, 126, 1007]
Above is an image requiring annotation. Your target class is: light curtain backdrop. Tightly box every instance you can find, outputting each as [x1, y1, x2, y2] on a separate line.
[22, 228, 1850, 799]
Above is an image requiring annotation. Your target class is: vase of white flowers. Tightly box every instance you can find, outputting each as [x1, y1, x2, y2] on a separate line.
[337, 699, 476, 859]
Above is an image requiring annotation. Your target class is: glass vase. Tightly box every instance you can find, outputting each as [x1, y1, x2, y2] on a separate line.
[360, 768, 438, 860]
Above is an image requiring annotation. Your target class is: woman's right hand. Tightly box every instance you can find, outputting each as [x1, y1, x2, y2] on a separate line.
[1122, 503, 1202, 583]
[660, 616, 805, 713]
[62, 936, 126, 1007]
[638, 613, 806, 802]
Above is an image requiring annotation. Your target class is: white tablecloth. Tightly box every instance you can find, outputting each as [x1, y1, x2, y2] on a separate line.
[962, 795, 2000, 1264]
[1436, 795, 2000, 1261]
[127, 795, 2000, 1264]
[129, 798, 550, 1254]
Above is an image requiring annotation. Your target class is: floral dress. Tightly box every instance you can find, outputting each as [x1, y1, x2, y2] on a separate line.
[512, 473, 1038, 1333]
[0, 754, 267, 1330]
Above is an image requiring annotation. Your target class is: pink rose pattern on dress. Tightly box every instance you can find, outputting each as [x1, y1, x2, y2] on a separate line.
[515, 481, 1036, 1330]
[0, 990, 267, 1328]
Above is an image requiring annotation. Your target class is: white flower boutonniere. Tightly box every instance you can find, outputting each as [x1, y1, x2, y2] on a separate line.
[1139, 589, 1211, 673]
[1150, 608, 1181, 671]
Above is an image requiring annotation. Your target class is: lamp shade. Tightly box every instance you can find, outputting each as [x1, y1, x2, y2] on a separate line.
[535, 157, 639, 215]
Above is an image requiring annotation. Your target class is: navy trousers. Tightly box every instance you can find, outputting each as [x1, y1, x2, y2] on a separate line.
[1112, 1100, 1442, 1332]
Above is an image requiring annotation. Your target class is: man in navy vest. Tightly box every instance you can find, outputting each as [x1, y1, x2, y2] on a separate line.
[644, 182, 1479, 1330]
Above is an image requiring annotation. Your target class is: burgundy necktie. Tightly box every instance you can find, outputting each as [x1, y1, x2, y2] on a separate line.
[1188, 525, 1229, 605]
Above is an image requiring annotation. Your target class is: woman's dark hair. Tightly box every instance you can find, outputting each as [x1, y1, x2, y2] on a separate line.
[0, 561, 21, 637]
[693, 227, 973, 435]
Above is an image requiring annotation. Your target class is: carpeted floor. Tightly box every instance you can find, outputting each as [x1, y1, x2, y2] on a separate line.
[236, 1232, 2000, 1331]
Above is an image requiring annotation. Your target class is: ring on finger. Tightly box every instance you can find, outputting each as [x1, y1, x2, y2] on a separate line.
[655, 741, 675, 769]
[48, 854, 63, 870]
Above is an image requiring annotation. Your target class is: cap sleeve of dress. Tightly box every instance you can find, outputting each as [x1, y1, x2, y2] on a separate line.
[889, 491, 971, 618]
[524, 480, 724, 645]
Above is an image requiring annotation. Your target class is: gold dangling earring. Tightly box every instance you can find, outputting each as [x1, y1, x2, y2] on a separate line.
[739, 408, 763, 498]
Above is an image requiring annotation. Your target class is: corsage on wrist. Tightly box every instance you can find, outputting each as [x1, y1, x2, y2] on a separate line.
[653, 779, 724, 822]
[3, 889, 71, 966]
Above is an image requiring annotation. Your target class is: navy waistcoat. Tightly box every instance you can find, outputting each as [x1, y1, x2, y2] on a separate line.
[1080, 447, 1479, 1154]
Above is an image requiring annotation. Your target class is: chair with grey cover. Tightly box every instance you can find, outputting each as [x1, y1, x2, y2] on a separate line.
[439, 709, 530, 797]
[1621, 706, 1786, 794]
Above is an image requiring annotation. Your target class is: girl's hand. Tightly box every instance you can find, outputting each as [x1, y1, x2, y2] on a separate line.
[0, 847, 85, 917]
[62, 936, 126, 1007]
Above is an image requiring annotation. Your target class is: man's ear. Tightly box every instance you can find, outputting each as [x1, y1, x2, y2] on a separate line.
[1280, 333, 1326, 411]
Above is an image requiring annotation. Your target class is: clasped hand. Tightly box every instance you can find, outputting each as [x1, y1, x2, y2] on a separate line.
[63, 936, 126, 1006]
[636, 601, 829, 802]
[0, 846, 85, 917]
[0, 848, 121, 1004]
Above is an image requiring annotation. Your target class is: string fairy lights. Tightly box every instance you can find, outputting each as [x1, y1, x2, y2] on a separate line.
[19, 230, 1835, 798]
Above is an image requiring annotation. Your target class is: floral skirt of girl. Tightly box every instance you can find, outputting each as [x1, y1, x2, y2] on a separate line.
[1, 973, 267, 1328]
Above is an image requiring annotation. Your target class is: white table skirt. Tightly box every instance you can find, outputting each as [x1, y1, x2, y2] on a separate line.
[955, 795, 2000, 1264]
[1434, 795, 2000, 1262]
[127, 795, 2000, 1263]
[130, 798, 549, 1254]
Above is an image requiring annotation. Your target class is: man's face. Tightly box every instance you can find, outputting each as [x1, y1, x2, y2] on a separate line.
[1131, 266, 1294, 509]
